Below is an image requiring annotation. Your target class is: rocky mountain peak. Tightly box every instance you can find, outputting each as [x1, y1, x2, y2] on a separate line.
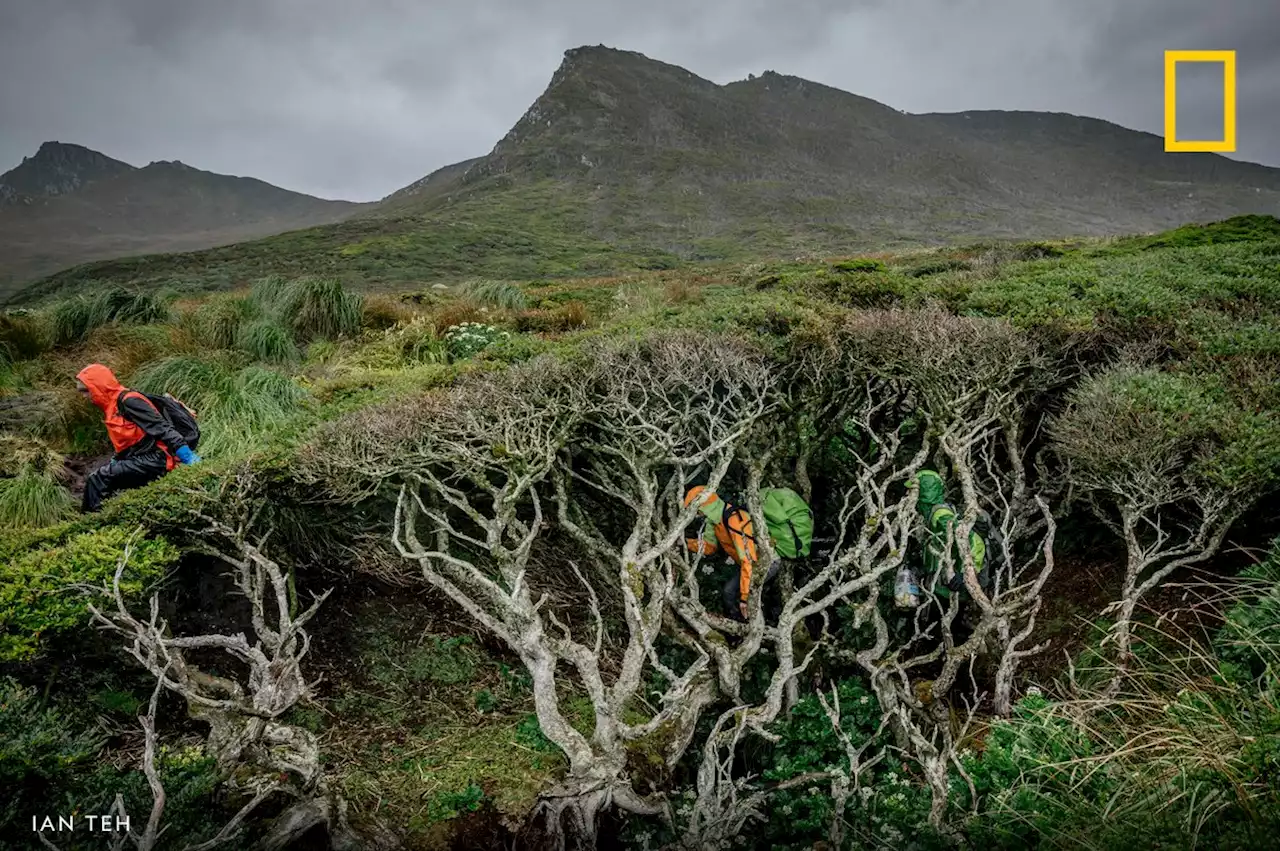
[0, 141, 135, 205]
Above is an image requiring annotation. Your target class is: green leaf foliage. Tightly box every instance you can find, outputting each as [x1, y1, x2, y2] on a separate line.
[0, 527, 178, 662]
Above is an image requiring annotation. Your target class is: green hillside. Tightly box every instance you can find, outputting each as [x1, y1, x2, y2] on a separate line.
[2, 214, 1279, 849]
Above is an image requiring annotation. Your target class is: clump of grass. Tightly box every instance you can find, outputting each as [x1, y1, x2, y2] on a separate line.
[248, 274, 291, 310]
[613, 281, 660, 314]
[429, 301, 488, 336]
[101, 287, 172, 324]
[81, 323, 174, 379]
[238, 318, 299, 364]
[3, 388, 105, 452]
[305, 339, 338, 365]
[130, 355, 309, 457]
[0, 356, 16, 397]
[452, 279, 528, 311]
[0, 435, 66, 480]
[47, 288, 172, 346]
[275, 277, 363, 343]
[354, 318, 449, 368]
[0, 311, 51, 361]
[361, 294, 416, 331]
[0, 471, 75, 530]
[513, 301, 592, 333]
[190, 294, 258, 350]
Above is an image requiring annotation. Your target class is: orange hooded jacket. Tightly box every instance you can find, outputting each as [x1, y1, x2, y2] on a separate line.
[684, 486, 759, 602]
[77, 364, 178, 470]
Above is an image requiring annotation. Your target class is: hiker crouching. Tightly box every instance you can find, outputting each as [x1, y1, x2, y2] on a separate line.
[683, 485, 814, 624]
[76, 363, 201, 513]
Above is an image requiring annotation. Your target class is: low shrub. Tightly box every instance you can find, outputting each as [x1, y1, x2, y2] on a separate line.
[0, 679, 230, 844]
[829, 271, 902, 308]
[0, 526, 179, 662]
[905, 258, 973, 278]
[832, 257, 887, 273]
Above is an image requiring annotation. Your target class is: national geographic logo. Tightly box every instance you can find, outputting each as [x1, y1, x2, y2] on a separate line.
[1164, 50, 1236, 152]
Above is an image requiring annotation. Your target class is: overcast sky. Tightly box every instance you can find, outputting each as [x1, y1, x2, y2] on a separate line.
[1, 0, 1275, 202]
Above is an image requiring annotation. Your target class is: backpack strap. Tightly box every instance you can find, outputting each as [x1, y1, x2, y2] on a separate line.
[116, 388, 159, 418]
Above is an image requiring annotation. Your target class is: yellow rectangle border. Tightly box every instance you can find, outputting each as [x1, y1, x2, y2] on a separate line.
[1164, 50, 1236, 152]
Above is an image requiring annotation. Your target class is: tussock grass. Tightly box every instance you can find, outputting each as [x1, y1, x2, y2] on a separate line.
[190, 294, 259, 350]
[82, 324, 174, 380]
[47, 288, 172, 347]
[352, 318, 449, 369]
[360, 294, 417, 331]
[453, 279, 528, 310]
[1, 388, 104, 452]
[248, 274, 291, 310]
[0, 471, 75, 530]
[274, 277, 363, 343]
[238, 318, 299, 364]
[130, 355, 308, 457]
[0, 312, 50, 361]
[429, 301, 489, 336]
[0, 357, 15, 397]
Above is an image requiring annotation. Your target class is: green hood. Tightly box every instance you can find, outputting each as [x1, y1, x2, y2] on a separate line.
[914, 470, 946, 517]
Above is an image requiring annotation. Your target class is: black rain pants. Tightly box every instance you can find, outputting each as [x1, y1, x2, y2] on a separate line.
[82, 449, 169, 513]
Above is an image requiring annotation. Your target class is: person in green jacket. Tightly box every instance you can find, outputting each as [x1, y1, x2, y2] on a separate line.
[912, 469, 990, 600]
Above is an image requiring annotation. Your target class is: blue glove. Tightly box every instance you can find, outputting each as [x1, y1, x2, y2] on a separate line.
[175, 445, 200, 465]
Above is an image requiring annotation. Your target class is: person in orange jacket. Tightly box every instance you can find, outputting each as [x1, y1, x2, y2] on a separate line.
[75, 363, 200, 512]
[684, 485, 778, 621]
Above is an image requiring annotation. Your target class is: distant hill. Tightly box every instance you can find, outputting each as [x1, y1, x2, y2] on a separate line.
[0, 143, 366, 301]
[8, 46, 1280, 304]
[0, 141, 135, 205]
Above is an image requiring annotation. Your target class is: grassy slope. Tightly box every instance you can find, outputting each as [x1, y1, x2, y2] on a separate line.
[3, 215, 1279, 847]
[0, 159, 366, 303]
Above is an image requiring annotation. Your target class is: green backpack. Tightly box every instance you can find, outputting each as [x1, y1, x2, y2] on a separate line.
[761, 488, 814, 559]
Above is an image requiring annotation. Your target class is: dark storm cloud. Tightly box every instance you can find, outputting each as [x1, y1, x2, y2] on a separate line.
[1, 0, 1276, 202]
[1085, 0, 1280, 167]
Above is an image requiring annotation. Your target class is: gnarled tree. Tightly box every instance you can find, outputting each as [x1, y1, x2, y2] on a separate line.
[86, 474, 392, 850]
[1052, 364, 1280, 692]
[303, 330, 951, 848]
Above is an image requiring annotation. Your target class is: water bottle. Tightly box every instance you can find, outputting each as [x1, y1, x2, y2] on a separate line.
[894, 567, 920, 609]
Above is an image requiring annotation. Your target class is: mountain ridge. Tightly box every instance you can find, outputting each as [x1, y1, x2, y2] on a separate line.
[0, 143, 367, 299]
[7, 44, 1280, 304]
[0, 141, 136, 206]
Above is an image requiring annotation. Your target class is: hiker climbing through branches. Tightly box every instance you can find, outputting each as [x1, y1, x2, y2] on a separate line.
[75, 363, 201, 512]
[683, 484, 814, 622]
